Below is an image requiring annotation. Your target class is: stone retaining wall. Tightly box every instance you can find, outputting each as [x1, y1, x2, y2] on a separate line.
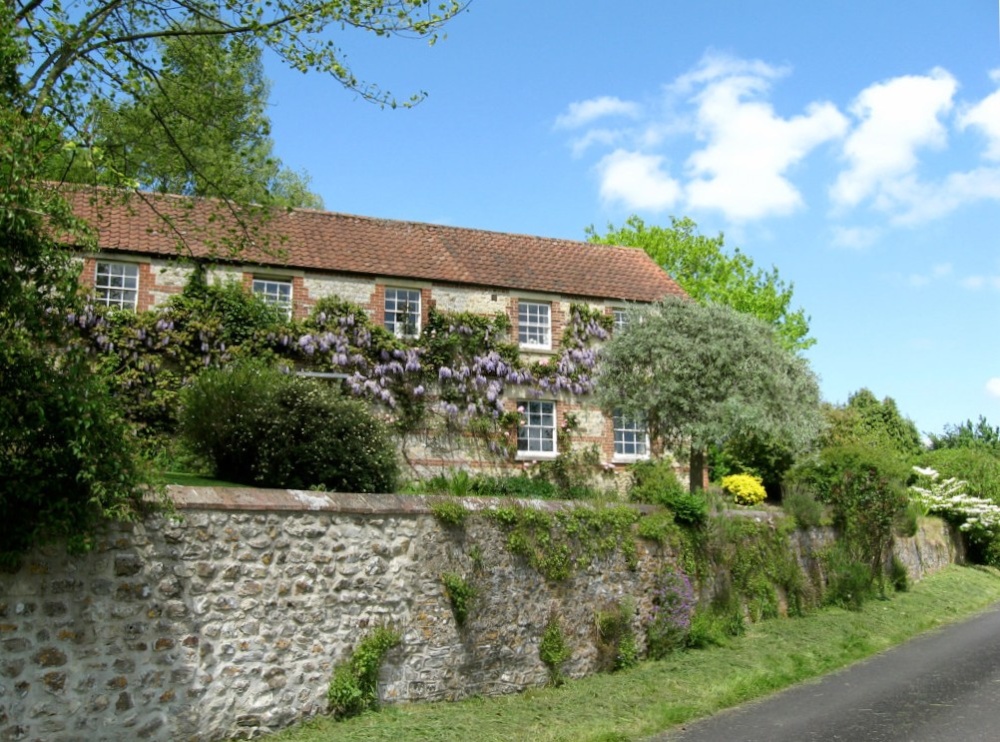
[0, 488, 962, 742]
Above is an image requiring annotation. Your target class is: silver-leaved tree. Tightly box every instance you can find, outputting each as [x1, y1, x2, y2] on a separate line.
[597, 296, 824, 491]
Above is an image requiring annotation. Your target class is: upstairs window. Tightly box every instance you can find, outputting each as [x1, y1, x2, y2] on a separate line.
[613, 410, 649, 461]
[518, 301, 551, 349]
[252, 278, 293, 318]
[612, 308, 630, 331]
[385, 287, 421, 338]
[95, 261, 139, 310]
[517, 400, 557, 458]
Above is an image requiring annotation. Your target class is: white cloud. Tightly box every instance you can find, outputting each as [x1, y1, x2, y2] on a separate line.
[831, 69, 957, 209]
[958, 70, 1000, 161]
[890, 166, 1000, 224]
[596, 149, 681, 211]
[555, 96, 640, 129]
[987, 378, 1000, 399]
[907, 264, 951, 288]
[961, 274, 1000, 290]
[831, 225, 881, 249]
[680, 54, 848, 220]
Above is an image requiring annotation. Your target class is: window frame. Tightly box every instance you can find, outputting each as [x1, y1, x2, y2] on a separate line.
[517, 300, 551, 350]
[612, 409, 650, 462]
[94, 260, 140, 310]
[252, 277, 294, 318]
[612, 307, 630, 332]
[384, 287, 422, 339]
[516, 400, 558, 459]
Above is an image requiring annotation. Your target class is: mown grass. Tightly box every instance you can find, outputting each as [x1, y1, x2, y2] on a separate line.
[264, 565, 1000, 742]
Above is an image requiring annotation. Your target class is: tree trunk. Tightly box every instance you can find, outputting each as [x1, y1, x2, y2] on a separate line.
[689, 449, 706, 491]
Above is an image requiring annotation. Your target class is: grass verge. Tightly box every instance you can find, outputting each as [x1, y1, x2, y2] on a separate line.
[264, 565, 1000, 742]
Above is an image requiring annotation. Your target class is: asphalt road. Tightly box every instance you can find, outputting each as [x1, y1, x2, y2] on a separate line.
[653, 602, 1000, 742]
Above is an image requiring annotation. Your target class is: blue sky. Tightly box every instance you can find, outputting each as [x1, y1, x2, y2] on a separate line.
[262, 1, 1000, 438]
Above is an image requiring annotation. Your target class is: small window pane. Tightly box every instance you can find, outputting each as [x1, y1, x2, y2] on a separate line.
[518, 401, 556, 456]
[385, 288, 421, 338]
[613, 308, 629, 331]
[613, 410, 648, 459]
[95, 261, 139, 309]
[253, 278, 293, 318]
[518, 301, 551, 348]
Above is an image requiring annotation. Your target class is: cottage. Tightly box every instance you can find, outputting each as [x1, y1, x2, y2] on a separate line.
[66, 188, 687, 478]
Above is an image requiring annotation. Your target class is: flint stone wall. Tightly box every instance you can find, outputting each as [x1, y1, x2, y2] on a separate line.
[0, 488, 961, 742]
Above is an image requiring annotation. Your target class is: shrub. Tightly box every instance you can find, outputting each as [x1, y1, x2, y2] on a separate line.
[822, 545, 874, 610]
[327, 626, 401, 719]
[441, 573, 476, 626]
[430, 500, 468, 527]
[471, 474, 557, 500]
[1, 339, 151, 566]
[629, 460, 707, 526]
[181, 362, 399, 492]
[539, 613, 572, 686]
[720, 473, 767, 506]
[781, 483, 825, 528]
[920, 447, 1000, 503]
[645, 564, 696, 659]
[789, 445, 909, 594]
[594, 598, 639, 672]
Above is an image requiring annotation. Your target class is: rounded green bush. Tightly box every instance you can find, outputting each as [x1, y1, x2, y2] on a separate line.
[181, 361, 399, 493]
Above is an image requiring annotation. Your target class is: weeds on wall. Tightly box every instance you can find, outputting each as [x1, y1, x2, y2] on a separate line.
[328, 626, 402, 720]
[539, 613, 572, 686]
[594, 598, 639, 672]
[430, 499, 469, 527]
[645, 565, 696, 659]
[441, 573, 476, 627]
[487, 503, 640, 581]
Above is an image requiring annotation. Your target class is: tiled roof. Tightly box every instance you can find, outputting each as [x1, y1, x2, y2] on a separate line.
[66, 187, 686, 303]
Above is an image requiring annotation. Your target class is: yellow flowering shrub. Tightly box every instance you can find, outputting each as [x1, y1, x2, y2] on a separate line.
[721, 473, 767, 506]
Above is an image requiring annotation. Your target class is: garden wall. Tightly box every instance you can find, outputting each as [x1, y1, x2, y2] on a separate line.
[0, 488, 961, 742]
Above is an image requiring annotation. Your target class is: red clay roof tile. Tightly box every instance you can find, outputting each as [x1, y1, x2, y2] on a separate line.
[66, 188, 686, 303]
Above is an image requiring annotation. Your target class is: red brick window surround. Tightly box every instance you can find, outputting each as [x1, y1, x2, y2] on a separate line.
[252, 276, 293, 319]
[91, 259, 154, 311]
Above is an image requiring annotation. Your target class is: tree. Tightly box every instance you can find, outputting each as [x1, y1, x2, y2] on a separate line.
[597, 296, 823, 491]
[1, 0, 463, 559]
[57, 26, 322, 208]
[929, 416, 1000, 451]
[587, 215, 813, 352]
[820, 388, 923, 461]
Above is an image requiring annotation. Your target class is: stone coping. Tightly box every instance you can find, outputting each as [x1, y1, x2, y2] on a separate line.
[167, 485, 655, 516]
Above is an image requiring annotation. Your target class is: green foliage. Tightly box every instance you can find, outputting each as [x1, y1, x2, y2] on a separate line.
[587, 215, 813, 352]
[0, 39, 151, 563]
[532, 445, 616, 501]
[791, 445, 910, 594]
[181, 362, 399, 492]
[821, 545, 874, 611]
[635, 510, 682, 544]
[594, 598, 639, 672]
[598, 296, 823, 490]
[80, 278, 288, 435]
[430, 500, 469, 527]
[820, 389, 923, 461]
[919, 447, 1000, 503]
[472, 475, 557, 500]
[929, 415, 1000, 451]
[889, 556, 910, 593]
[69, 25, 321, 207]
[706, 516, 810, 621]
[629, 460, 708, 526]
[539, 614, 572, 686]
[780, 484, 826, 529]
[721, 474, 767, 507]
[441, 573, 476, 626]
[645, 566, 696, 659]
[327, 626, 401, 720]
[486, 504, 640, 581]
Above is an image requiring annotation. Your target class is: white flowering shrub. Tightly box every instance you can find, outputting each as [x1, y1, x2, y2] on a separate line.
[909, 467, 1000, 564]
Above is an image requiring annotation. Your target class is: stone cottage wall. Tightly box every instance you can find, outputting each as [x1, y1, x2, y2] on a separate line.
[0, 489, 962, 742]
